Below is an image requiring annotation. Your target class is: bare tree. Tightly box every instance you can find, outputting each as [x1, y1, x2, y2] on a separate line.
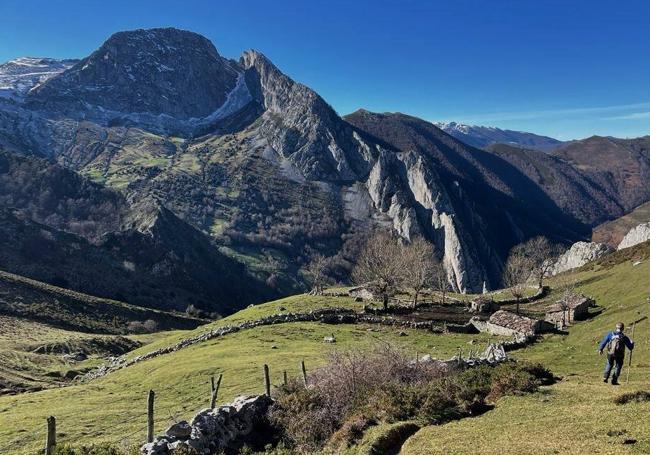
[402, 237, 439, 308]
[352, 232, 404, 310]
[306, 254, 331, 295]
[512, 236, 562, 290]
[503, 247, 534, 314]
[432, 257, 448, 305]
[556, 276, 579, 327]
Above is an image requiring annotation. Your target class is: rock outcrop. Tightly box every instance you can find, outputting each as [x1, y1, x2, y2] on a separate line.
[141, 395, 274, 455]
[3, 27, 650, 299]
[617, 222, 650, 250]
[552, 241, 613, 275]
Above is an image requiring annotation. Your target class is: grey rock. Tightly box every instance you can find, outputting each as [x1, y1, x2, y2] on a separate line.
[552, 241, 613, 275]
[165, 420, 191, 439]
[618, 222, 650, 250]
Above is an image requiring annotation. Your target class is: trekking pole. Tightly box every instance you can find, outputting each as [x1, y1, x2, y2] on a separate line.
[626, 316, 647, 384]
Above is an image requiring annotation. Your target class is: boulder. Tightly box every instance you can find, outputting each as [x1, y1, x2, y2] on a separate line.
[141, 395, 274, 455]
[552, 241, 613, 275]
[165, 420, 191, 439]
[618, 223, 650, 250]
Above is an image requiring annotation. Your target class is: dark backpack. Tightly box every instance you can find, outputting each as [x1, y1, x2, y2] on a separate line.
[608, 333, 626, 356]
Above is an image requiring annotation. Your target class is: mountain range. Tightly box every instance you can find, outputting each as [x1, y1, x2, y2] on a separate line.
[434, 121, 565, 152]
[0, 27, 649, 314]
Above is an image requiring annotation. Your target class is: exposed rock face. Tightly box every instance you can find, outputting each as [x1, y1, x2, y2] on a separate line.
[28, 28, 239, 119]
[141, 395, 274, 455]
[618, 222, 650, 250]
[2, 27, 650, 299]
[241, 50, 375, 181]
[552, 241, 613, 275]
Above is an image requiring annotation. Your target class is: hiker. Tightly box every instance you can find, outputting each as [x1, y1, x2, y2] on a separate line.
[599, 322, 634, 385]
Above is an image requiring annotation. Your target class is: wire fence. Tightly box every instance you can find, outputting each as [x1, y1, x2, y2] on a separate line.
[3, 369, 265, 454]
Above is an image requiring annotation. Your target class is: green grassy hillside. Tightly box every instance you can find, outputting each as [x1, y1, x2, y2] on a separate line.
[2, 243, 649, 454]
[0, 294, 500, 454]
[0, 269, 202, 395]
[402, 242, 650, 454]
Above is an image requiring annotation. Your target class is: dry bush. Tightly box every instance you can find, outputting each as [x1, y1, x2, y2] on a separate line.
[270, 347, 551, 452]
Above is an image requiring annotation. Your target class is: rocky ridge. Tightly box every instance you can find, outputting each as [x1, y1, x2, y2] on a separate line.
[1, 28, 650, 298]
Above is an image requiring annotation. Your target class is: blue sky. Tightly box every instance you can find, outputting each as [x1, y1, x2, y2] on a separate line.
[1, 0, 649, 140]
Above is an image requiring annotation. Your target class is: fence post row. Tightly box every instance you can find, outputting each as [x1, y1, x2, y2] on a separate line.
[147, 390, 155, 443]
[45, 416, 56, 455]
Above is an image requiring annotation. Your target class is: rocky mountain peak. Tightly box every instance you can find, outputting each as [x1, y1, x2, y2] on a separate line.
[27, 27, 239, 119]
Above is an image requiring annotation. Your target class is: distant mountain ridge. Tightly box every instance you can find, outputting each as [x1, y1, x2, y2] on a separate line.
[0, 57, 77, 101]
[434, 121, 564, 152]
[0, 27, 649, 302]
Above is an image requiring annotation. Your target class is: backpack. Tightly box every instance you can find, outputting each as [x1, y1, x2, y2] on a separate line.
[608, 332, 626, 356]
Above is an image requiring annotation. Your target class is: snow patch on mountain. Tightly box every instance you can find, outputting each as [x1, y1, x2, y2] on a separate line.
[434, 121, 564, 152]
[0, 57, 77, 100]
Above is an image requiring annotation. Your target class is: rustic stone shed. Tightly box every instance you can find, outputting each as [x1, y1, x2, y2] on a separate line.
[545, 294, 593, 327]
[470, 297, 500, 314]
[348, 285, 374, 301]
[471, 310, 554, 337]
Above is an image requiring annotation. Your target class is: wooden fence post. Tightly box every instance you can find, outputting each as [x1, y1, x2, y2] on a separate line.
[283, 370, 288, 386]
[147, 390, 155, 443]
[264, 364, 271, 396]
[301, 360, 308, 386]
[210, 374, 222, 409]
[45, 416, 56, 455]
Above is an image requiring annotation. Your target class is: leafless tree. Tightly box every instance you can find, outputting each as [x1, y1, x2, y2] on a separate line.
[556, 276, 579, 327]
[512, 236, 562, 290]
[432, 257, 448, 305]
[306, 254, 331, 295]
[402, 237, 440, 308]
[352, 231, 404, 310]
[503, 247, 534, 314]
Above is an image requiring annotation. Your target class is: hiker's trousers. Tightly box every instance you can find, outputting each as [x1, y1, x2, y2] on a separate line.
[604, 354, 624, 381]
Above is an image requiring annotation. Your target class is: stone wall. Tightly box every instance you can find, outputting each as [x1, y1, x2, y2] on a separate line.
[141, 395, 274, 455]
[83, 308, 449, 381]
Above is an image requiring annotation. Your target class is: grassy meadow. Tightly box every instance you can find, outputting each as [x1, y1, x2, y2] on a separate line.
[1, 243, 649, 454]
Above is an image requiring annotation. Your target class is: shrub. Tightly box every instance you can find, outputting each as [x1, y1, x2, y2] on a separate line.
[269, 347, 552, 452]
[487, 363, 543, 402]
[614, 390, 650, 405]
[50, 443, 139, 455]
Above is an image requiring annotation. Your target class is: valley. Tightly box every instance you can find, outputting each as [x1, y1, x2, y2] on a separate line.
[0, 23, 650, 455]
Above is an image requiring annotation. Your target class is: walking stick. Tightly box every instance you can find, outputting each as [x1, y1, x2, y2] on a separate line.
[626, 316, 647, 384]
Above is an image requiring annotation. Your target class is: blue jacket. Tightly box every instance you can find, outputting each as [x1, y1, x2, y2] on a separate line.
[599, 331, 634, 353]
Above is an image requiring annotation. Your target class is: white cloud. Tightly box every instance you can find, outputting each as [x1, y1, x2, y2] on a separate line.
[446, 101, 650, 124]
[605, 111, 650, 120]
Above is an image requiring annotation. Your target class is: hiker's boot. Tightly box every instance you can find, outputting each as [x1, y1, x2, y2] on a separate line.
[603, 377, 608, 383]
[611, 378, 619, 385]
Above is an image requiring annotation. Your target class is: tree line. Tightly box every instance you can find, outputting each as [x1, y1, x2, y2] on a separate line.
[308, 231, 564, 312]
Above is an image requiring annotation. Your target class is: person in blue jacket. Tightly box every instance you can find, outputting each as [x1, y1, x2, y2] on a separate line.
[599, 322, 634, 385]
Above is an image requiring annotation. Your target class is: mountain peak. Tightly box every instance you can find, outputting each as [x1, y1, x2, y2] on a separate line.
[435, 121, 563, 152]
[27, 28, 240, 119]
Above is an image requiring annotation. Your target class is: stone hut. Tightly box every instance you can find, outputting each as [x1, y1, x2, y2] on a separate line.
[472, 310, 553, 337]
[470, 297, 500, 314]
[545, 294, 592, 327]
[348, 285, 374, 301]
